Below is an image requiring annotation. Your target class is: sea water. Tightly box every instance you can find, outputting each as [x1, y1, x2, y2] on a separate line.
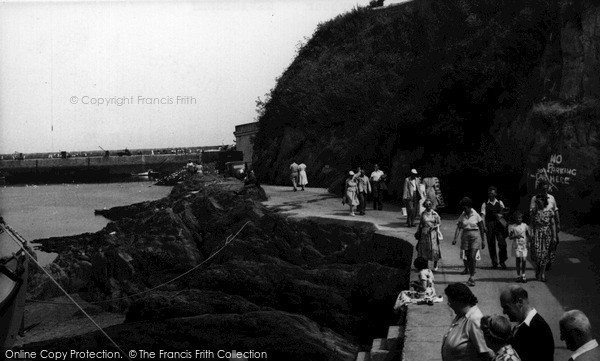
[0, 182, 172, 265]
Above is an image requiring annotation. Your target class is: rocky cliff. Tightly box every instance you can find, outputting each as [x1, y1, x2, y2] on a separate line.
[25, 174, 412, 359]
[253, 0, 600, 227]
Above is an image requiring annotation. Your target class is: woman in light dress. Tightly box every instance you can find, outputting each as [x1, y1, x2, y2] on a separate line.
[416, 199, 442, 271]
[452, 197, 486, 287]
[298, 163, 308, 191]
[394, 257, 439, 311]
[343, 171, 360, 216]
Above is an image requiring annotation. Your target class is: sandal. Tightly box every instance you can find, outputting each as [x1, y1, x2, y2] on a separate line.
[467, 278, 475, 287]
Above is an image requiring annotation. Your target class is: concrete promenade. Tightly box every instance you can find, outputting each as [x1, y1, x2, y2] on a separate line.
[262, 185, 600, 361]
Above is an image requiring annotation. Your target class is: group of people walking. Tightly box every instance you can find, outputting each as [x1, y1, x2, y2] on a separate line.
[342, 165, 384, 216]
[289, 161, 308, 191]
[288, 161, 561, 286]
[413, 179, 560, 287]
[441, 283, 598, 361]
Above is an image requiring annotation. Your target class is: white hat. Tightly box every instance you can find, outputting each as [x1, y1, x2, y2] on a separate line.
[349, 171, 355, 176]
[411, 169, 418, 175]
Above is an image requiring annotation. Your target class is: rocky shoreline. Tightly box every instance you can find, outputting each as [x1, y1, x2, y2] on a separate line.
[22, 174, 411, 360]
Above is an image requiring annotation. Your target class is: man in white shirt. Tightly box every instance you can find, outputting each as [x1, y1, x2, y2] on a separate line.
[560, 310, 600, 361]
[500, 285, 554, 361]
[481, 186, 507, 269]
[370, 164, 385, 211]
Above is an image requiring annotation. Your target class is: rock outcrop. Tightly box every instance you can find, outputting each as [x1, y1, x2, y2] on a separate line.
[26, 174, 412, 356]
[252, 0, 600, 227]
[27, 311, 357, 361]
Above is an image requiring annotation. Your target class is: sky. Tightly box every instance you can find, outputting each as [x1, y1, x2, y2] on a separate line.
[0, 0, 409, 154]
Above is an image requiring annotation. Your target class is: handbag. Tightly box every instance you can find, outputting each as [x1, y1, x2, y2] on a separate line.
[414, 228, 422, 240]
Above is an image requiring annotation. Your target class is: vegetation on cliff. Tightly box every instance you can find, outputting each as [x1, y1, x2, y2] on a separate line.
[253, 0, 600, 222]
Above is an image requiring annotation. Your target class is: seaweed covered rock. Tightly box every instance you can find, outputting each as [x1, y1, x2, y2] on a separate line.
[26, 311, 358, 361]
[28, 174, 412, 353]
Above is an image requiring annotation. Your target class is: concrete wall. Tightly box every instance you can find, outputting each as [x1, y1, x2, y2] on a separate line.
[0, 154, 199, 183]
[234, 122, 258, 168]
[0, 154, 199, 170]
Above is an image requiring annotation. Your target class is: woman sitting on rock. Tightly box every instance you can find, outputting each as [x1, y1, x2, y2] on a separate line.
[394, 257, 442, 311]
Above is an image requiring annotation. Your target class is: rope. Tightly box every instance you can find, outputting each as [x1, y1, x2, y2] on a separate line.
[26, 221, 250, 305]
[1, 221, 132, 361]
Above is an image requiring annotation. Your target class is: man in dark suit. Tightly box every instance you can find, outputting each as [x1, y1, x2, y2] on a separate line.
[560, 310, 599, 361]
[500, 285, 554, 361]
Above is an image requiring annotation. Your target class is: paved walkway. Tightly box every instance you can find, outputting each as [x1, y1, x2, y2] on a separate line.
[262, 185, 599, 361]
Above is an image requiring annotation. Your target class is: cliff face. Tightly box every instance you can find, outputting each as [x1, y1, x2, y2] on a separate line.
[253, 0, 600, 226]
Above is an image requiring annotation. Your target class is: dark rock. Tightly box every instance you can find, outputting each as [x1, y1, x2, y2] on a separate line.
[125, 290, 262, 323]
[28, 173, 411, 353]
[26, 311, 358, 361]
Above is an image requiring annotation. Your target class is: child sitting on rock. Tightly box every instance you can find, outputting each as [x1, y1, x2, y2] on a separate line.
[394, 257, 442, 311]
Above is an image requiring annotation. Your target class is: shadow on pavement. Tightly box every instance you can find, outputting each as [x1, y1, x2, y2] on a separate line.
[542, 238, 600, 340]
[326, 211, 355, 216]
[378, 221, 406, 228]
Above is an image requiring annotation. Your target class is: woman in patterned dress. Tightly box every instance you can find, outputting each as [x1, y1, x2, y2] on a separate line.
[416, 199, 442, 271]
[481, 315, 521, 361]
[530, 194, 556, 282]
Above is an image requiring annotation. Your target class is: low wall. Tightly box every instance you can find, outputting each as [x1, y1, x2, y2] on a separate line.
[0, 155, 199, 183]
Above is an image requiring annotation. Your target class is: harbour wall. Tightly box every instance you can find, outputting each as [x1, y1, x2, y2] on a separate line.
[0, 154, 198, 184]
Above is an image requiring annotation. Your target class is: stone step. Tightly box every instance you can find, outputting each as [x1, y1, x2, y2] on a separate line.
[370, 349, 390, 361]
[387, 325, 400, 339]
[386, 326, 399, 351]
[371, 338, 388, 351]
[356, 351, 371, 361]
